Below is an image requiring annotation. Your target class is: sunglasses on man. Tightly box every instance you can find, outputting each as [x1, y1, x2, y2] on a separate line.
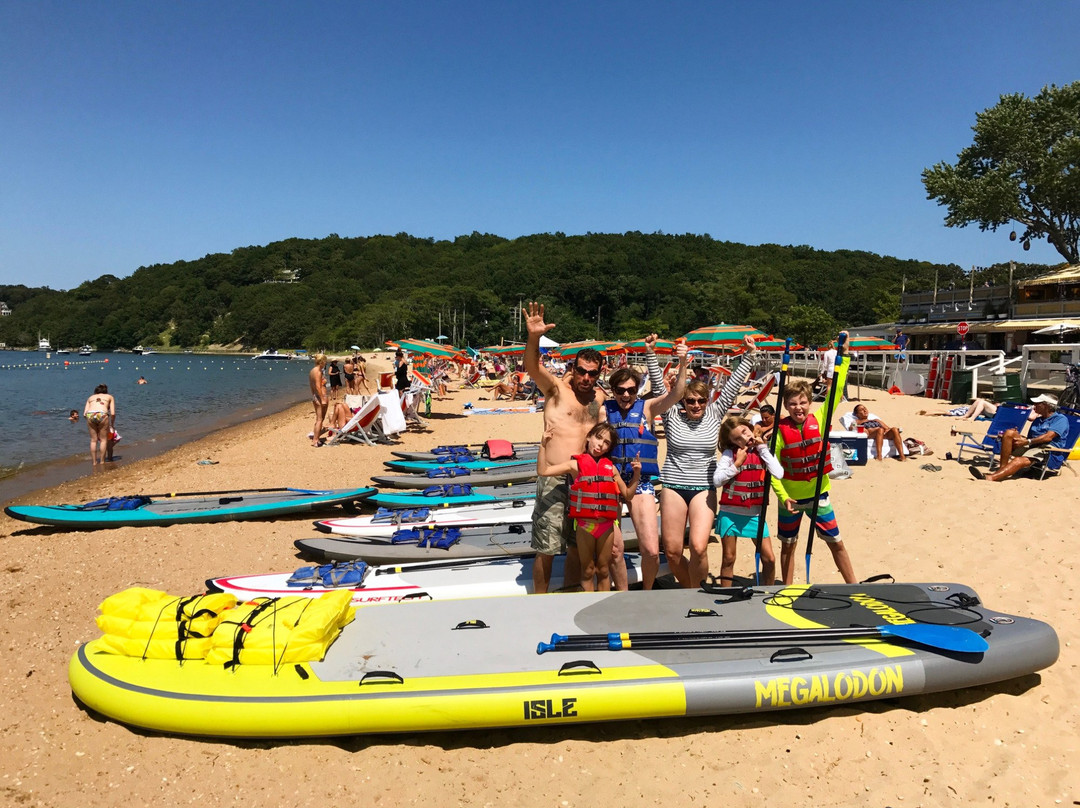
[573, 366, 601, 378]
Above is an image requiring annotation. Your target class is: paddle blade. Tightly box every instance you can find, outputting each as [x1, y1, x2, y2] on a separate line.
[880, 623, 988, 654]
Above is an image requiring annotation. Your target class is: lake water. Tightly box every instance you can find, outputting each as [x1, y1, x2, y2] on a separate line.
[0, 352, 313, 501]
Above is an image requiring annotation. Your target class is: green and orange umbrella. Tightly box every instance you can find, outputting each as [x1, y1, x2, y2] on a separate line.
[846, 336, 900, 352]
[618, 338, 677, 355]
[551, 340, 625, 358]
[681, 324, 770, 347]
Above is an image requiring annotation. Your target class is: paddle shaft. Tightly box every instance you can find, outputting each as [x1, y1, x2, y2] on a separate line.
[753, 338, 791, 584]
[141, 487, 319, 499]
[805, 333, 847, 582]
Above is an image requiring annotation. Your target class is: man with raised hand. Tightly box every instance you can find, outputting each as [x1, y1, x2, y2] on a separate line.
[524, 302, 606, 593]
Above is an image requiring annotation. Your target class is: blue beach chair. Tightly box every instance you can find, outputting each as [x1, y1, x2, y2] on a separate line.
[954, 403, 1032, 465]
[1032, 406, 1080, 480]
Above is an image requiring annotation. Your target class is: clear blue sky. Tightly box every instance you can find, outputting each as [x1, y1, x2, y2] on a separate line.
[2, 1, 1077, 290]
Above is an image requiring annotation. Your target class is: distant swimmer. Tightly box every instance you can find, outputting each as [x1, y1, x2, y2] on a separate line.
[69, 410, 79, 422]
[137, 376, 148, 385]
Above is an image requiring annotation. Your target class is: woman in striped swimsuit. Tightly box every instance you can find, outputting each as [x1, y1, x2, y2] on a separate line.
[651, 337, 758, 588]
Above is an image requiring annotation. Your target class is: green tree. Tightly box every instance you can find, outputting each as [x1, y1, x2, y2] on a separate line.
[780, 304, 839, 349]
[922, 82, 1080, 263]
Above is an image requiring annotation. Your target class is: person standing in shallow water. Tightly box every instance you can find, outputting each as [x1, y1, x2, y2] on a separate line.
[83, 384, 115, 466]
[309, 354, 329, 447]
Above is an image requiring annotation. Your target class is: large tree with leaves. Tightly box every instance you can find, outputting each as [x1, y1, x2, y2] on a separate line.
[922, 82, 1080, 264]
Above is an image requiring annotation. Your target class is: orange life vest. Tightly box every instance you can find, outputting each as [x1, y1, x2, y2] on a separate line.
[777, 415, 832, 480]
[568, 454, 621, 520]
[719, 449, 767, 509]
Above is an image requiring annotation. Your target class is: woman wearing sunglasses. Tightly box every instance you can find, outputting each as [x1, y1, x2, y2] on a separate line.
[602, 334, 689, 589]
[650, 335, 759, 588]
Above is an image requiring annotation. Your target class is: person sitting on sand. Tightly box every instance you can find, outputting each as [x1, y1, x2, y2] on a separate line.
[754, 404, 776, 441]
[969, 394, 1070, 482]
[852, 404, 905, 461]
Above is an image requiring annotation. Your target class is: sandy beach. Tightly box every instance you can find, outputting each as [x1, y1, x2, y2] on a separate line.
[1, 364, 1075, 808]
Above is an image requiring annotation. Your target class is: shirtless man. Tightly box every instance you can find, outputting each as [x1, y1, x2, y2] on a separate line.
[524, 302, 606, 593]
[309, 354, 329, 447]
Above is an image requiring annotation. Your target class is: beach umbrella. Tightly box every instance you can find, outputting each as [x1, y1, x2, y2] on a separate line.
[681, 324, 769, 346]
[552, 340, 625, 358]
[1033, 323, 1079, 337]
[350, 345, 361, 351]
[482, 345, 526, 355]
[619, 338, 676, 354]
[397, 338, 463, 358]
[435, 335, 449, 341]
[846, 336, 900, 351]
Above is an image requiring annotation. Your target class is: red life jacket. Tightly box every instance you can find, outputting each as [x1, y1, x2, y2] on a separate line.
[719, 449, 767, 509]
[568, 454, 621, 520]
[777, 415, 832, 480]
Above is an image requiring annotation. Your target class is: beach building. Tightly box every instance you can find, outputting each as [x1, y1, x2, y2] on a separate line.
[0, 302, 11, 316]
[897, 264, 1080, 352]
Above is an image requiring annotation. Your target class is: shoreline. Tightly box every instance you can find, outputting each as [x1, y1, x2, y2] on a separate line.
[0, 375, 1074, 806]
[0, 389, 310, 505]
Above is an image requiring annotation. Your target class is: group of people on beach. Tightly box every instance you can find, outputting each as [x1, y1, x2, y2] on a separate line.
[522, 302, 859, 594]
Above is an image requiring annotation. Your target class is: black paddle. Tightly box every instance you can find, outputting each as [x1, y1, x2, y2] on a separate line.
[537, 622, 988, 655]
[752, 338, 790, 584]
[134, 486, 333, 500]
[804, 332, 847, 583]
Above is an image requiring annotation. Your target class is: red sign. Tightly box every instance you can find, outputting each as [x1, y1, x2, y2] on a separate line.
[957, 321, 970, 336]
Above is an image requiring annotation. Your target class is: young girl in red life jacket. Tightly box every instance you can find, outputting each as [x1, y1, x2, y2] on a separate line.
[538, 423, 641, 592]
[712, 416, 785, 587]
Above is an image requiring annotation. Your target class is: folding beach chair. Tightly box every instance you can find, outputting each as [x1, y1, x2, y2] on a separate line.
[326, 396, 385, 446]
[1032, 406, 1080, 480]
[738, 372, 777, 415]
[462, 367, 484, 389]
[954, 403, 1032, 464]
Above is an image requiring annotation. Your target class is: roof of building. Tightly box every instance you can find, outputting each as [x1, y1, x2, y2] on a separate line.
[1018, 265, 1080, 287]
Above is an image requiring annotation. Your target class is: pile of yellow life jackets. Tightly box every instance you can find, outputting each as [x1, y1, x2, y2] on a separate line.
[95, 587, 355, 667]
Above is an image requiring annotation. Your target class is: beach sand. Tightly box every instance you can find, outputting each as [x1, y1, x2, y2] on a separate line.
[1, 368, 1075, 807]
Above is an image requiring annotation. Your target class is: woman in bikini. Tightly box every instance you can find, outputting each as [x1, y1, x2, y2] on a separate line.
[309, 354, 329, 447]
[83, 384, 115, 466]
[651, 336, 760, 588]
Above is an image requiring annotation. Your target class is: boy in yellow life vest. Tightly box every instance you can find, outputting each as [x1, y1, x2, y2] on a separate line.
[770, 334, 857, 585]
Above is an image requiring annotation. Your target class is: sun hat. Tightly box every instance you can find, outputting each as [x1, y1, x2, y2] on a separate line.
[1031, 393, 1058, 406]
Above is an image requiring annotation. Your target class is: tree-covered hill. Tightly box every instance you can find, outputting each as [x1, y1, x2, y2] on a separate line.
[0, 232, 1055, 351]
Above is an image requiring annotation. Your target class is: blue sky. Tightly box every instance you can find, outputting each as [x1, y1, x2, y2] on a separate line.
[2, 1, 1077, 290]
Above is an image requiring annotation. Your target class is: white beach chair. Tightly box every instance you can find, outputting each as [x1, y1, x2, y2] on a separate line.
[326, 396, 385, 446]
[376, 391, 408, 437]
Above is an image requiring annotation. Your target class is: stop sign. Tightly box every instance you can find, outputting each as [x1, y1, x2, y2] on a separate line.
[957, 321, 970, 336]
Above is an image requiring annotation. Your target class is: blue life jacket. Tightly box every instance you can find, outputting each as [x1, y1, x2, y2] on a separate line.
[604, 398, 660, 479]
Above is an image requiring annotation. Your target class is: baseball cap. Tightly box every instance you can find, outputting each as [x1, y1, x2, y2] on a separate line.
[1030, 393, 1058, 406]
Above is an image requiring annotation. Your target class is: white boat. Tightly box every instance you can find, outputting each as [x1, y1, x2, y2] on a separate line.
[252, 349, 294, 360]
[132, 346, 158, 355]
[79, 345, 93, 356]
[55, 348, 70, 355]
[37, 335, 52, 351]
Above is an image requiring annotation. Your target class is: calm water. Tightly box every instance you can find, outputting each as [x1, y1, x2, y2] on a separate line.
[0, 352, 312, 499]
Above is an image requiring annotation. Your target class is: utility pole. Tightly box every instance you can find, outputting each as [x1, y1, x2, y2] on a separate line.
[596, 306, 601, 338]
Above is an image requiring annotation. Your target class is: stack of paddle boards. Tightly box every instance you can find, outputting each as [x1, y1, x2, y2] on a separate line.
[368, 483, 537, 509]
[69, 581, 1059, 738]
[390, 441, 539, 462]
[4, 486, 376, 528]
[296, 515, 642, 563]
[314, 500, 534, 538]
[209, 552, 664, 606]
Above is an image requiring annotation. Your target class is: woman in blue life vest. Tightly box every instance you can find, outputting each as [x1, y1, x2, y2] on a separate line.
[712, 416, 784, 586]
[603, 335, 689, 589]
[538, 423, 641, 592]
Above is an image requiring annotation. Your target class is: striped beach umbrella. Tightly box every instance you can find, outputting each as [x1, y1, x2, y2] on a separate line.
[397, 338, 463, 358]
[618, 338, 676, 355]
[681, 324, 769, 346]
[552, 340, 625, 358]
[846, 336, 900, 352]
[481, 345, 526, 355]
